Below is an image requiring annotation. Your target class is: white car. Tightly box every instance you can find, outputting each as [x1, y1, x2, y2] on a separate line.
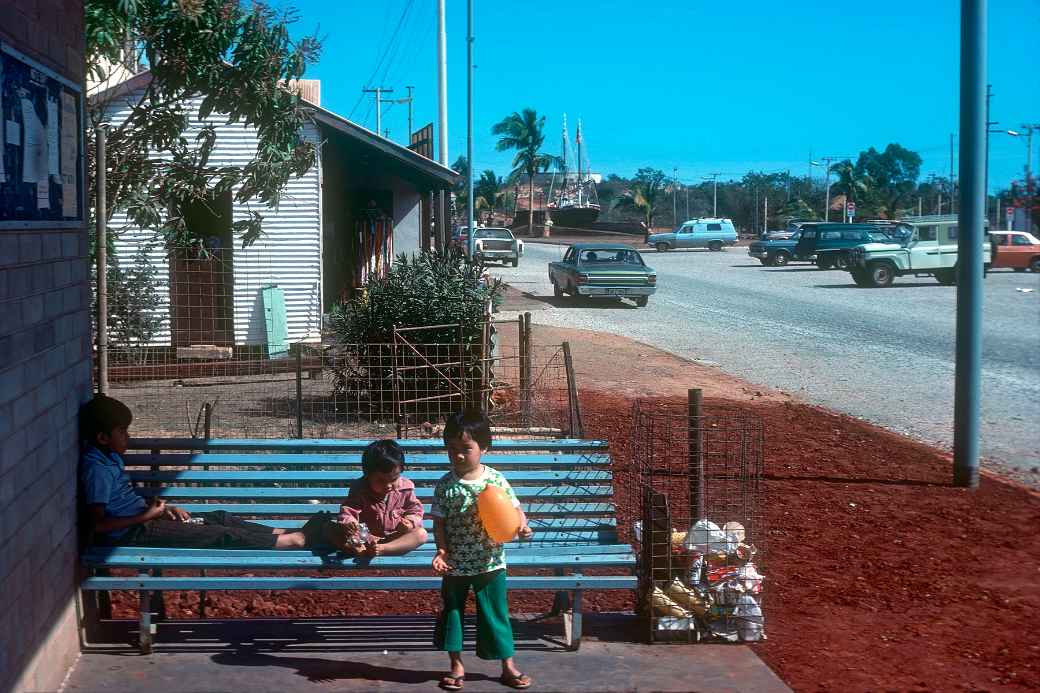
[467, 227, 524, 267]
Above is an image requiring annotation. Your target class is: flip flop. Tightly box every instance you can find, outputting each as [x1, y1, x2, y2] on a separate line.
[439, 674, 465, 691]
[500, 672, 531, 689]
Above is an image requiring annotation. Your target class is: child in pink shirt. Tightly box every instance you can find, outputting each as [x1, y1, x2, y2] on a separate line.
[335, 439, 428, 557]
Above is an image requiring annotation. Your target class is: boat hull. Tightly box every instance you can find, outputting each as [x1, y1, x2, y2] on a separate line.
[549, 206, 600, 229]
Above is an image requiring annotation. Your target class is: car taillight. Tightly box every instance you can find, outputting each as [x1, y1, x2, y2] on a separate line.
[648, 275, 657, 285]
[575, 275, 589, 285]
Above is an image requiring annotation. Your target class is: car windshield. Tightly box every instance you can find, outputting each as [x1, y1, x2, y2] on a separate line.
[578, 248, 644, 265]
[474, 229, 513, 239]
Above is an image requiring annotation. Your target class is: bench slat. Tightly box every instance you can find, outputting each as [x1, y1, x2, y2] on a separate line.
[122, 453, 609, 467]
[170, 502, 616, 516]
[128, 470, 613, 483]
[137, 485, 614, 500]
[254, 517, 616, 532]
[82, 575, 638, 591]
[83, 551, 636, 569]
[83, 543, 634, 560]
[130, 438, 609, 452]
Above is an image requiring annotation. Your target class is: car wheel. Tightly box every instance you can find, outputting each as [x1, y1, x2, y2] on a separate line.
[552, 281, 563, 298]
[867, 262, 895, 287]
[772, 251, 790, 267]
[834, 252, 850, 270]
[1030, 257, 1040, 273]
[708, 240, 723, 252]
[816, 255, 833, 270]
[655, 242, 670, 252]
[936, 268, 957, 285]
[635, 296, 649, 308]
[850, 268, 871, 287]
[511, 258, 519, 267]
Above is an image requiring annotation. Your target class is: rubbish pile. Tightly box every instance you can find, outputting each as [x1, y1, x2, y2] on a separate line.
[639, 519, 765, 643]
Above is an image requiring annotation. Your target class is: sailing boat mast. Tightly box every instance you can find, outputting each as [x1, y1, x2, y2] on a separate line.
[576, 119, 584, 206]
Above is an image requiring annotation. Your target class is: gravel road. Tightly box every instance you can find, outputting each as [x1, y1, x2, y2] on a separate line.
[490, 242, 1040, 471]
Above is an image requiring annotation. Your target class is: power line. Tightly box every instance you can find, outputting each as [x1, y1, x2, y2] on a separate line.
[349, 0, 417, 120]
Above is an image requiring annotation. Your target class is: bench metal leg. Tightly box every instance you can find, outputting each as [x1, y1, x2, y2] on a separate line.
[547, 567, 569, 616]
[562, 589, 583, 651]
[139, 572, 154, 654]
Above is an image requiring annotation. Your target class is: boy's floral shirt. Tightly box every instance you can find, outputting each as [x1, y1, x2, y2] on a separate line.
[430, 465, 520, 576]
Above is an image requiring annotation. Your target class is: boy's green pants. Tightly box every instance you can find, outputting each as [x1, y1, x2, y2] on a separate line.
[434, 569, 515, 660]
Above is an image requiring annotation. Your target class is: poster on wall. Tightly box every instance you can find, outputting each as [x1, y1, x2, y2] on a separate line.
[0, 41, 83, 226]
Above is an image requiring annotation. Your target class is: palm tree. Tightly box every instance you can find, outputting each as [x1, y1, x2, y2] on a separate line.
[829, 160, 872, 218]
[474, 169, 502, 223]
[492, 109, 555, 236]
[614, 168, 668, 230]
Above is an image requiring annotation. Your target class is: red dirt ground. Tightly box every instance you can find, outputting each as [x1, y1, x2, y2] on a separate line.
[106, 326, 1040, 692]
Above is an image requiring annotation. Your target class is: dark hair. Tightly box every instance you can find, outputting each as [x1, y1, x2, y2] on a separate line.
[362, 439, 405, 477]
[79, 395, 133, 443]
[443, 409, 492, 450]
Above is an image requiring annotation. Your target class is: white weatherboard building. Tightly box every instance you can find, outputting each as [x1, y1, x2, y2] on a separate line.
[93, 74, 455, 350]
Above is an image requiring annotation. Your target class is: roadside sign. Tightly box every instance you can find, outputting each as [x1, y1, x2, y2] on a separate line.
[847, 201, 856, 219]
[1005, 207, 1014, 219]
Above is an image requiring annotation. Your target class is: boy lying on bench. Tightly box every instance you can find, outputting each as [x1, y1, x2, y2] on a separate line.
[80, 396, 331, 549]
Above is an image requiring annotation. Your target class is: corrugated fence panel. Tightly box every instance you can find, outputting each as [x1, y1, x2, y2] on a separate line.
[98, 88, 322, 347]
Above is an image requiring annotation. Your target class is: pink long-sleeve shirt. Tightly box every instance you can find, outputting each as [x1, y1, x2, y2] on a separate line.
[337, 476, 425, 537]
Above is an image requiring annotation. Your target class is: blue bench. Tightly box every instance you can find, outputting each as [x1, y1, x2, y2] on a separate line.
[80, 437, 637, 652]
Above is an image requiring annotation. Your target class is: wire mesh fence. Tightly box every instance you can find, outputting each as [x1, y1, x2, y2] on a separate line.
[633, 391, 766, 644]
[106, 319, 578, 440]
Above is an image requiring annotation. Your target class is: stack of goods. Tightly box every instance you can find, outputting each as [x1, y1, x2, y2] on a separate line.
[645, 519, 765, 642]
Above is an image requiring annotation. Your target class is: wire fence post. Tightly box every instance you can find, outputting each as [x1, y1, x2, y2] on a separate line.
[688, 388, 705, 521]
[295, 349, 304, 439]
[562, 341, 583, 437]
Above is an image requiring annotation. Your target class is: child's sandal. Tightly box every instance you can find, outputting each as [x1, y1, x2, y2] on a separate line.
[500, 672, 531, 689]
[439, 674, 465, 691]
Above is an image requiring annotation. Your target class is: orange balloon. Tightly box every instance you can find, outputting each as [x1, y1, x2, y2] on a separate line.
[477, 485, 520, 543]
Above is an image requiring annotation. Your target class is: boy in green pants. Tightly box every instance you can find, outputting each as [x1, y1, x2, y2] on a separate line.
[431, 409, 533, 690]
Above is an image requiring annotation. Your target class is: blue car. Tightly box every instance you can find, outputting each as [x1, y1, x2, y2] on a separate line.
[647, 218, 738, 252]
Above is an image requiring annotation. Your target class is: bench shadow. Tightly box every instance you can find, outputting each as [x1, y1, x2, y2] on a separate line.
[84, 615, 565, 655]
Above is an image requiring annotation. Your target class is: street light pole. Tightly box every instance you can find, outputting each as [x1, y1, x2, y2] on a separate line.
[466, 0, 475, 258]
[436, 0, 449, 249]
[953, 0, 986, 489]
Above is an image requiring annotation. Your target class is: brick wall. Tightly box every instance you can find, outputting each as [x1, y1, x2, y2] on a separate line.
[0, 2, 89, 692]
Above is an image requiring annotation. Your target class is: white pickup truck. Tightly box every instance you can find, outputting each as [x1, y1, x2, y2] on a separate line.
[846, 215, 991, 287]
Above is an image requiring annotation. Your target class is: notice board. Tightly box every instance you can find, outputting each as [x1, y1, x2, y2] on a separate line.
[0, 42, 84, 227]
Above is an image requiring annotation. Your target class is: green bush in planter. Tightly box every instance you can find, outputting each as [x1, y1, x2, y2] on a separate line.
[326, 249, 503, 418]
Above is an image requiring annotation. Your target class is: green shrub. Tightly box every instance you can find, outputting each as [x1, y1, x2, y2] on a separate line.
[326, 248, 502, 346]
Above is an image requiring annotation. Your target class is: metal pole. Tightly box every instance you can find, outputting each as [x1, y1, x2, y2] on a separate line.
[950, 132, 956, 213]
[953, 0, 986, 489]
[436, 0, 449, 250]
[672, 167, 677, 223]
[95, 126, 109, 395]
[466, 0, 475, 259]
[688, 388, 705, 521]
[712, 176, 718, 216]
[763, 195, 768, 234]
[406, 85, 414, 141]
[985, 84, 992, 224]
[824, 167, 832, 222]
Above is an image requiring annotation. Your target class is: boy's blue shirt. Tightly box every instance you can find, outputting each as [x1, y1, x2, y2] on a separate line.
[79, 444, 148, 539]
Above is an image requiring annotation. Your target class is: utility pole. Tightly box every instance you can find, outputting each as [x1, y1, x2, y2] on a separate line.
[704, 173, 721, 216]
[819, 156, 842, 221]
[685, 186, 690, 220]
[763, 195, 768, 234]
[953, 0, 986, 489]
[362, 86, 393, 138]
[436, 0, 449, 249]
[950, 132, 956, 213]
[673, 167, 678, 223]
[985, 84, 995, 224]
[405, 85, 414, 140]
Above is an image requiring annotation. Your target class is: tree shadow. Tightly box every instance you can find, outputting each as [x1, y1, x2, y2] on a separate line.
[522, 294, 640, 310]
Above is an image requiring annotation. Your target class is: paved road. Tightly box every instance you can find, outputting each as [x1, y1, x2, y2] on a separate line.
[490, 242, 1040, 470]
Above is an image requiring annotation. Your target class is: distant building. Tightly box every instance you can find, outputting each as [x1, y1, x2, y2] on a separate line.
[92, 74, 456, 349]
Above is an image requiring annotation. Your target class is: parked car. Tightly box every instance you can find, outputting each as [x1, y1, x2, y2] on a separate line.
[647, 218, 738, 252]
[450, 226, 470, 250]
[846, 216, 991, 287]
[469, 227, 524, 266]
[795, 223, 909, 269]
[747, 227, 817, 266]
[989, 230, 1040, 272]
[548, 243, 657, 307]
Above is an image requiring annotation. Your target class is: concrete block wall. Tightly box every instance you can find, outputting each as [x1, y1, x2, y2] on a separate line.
[0, 1, 89, 692]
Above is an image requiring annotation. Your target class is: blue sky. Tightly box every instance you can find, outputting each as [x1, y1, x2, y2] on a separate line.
[277, 0, 1040, 191]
